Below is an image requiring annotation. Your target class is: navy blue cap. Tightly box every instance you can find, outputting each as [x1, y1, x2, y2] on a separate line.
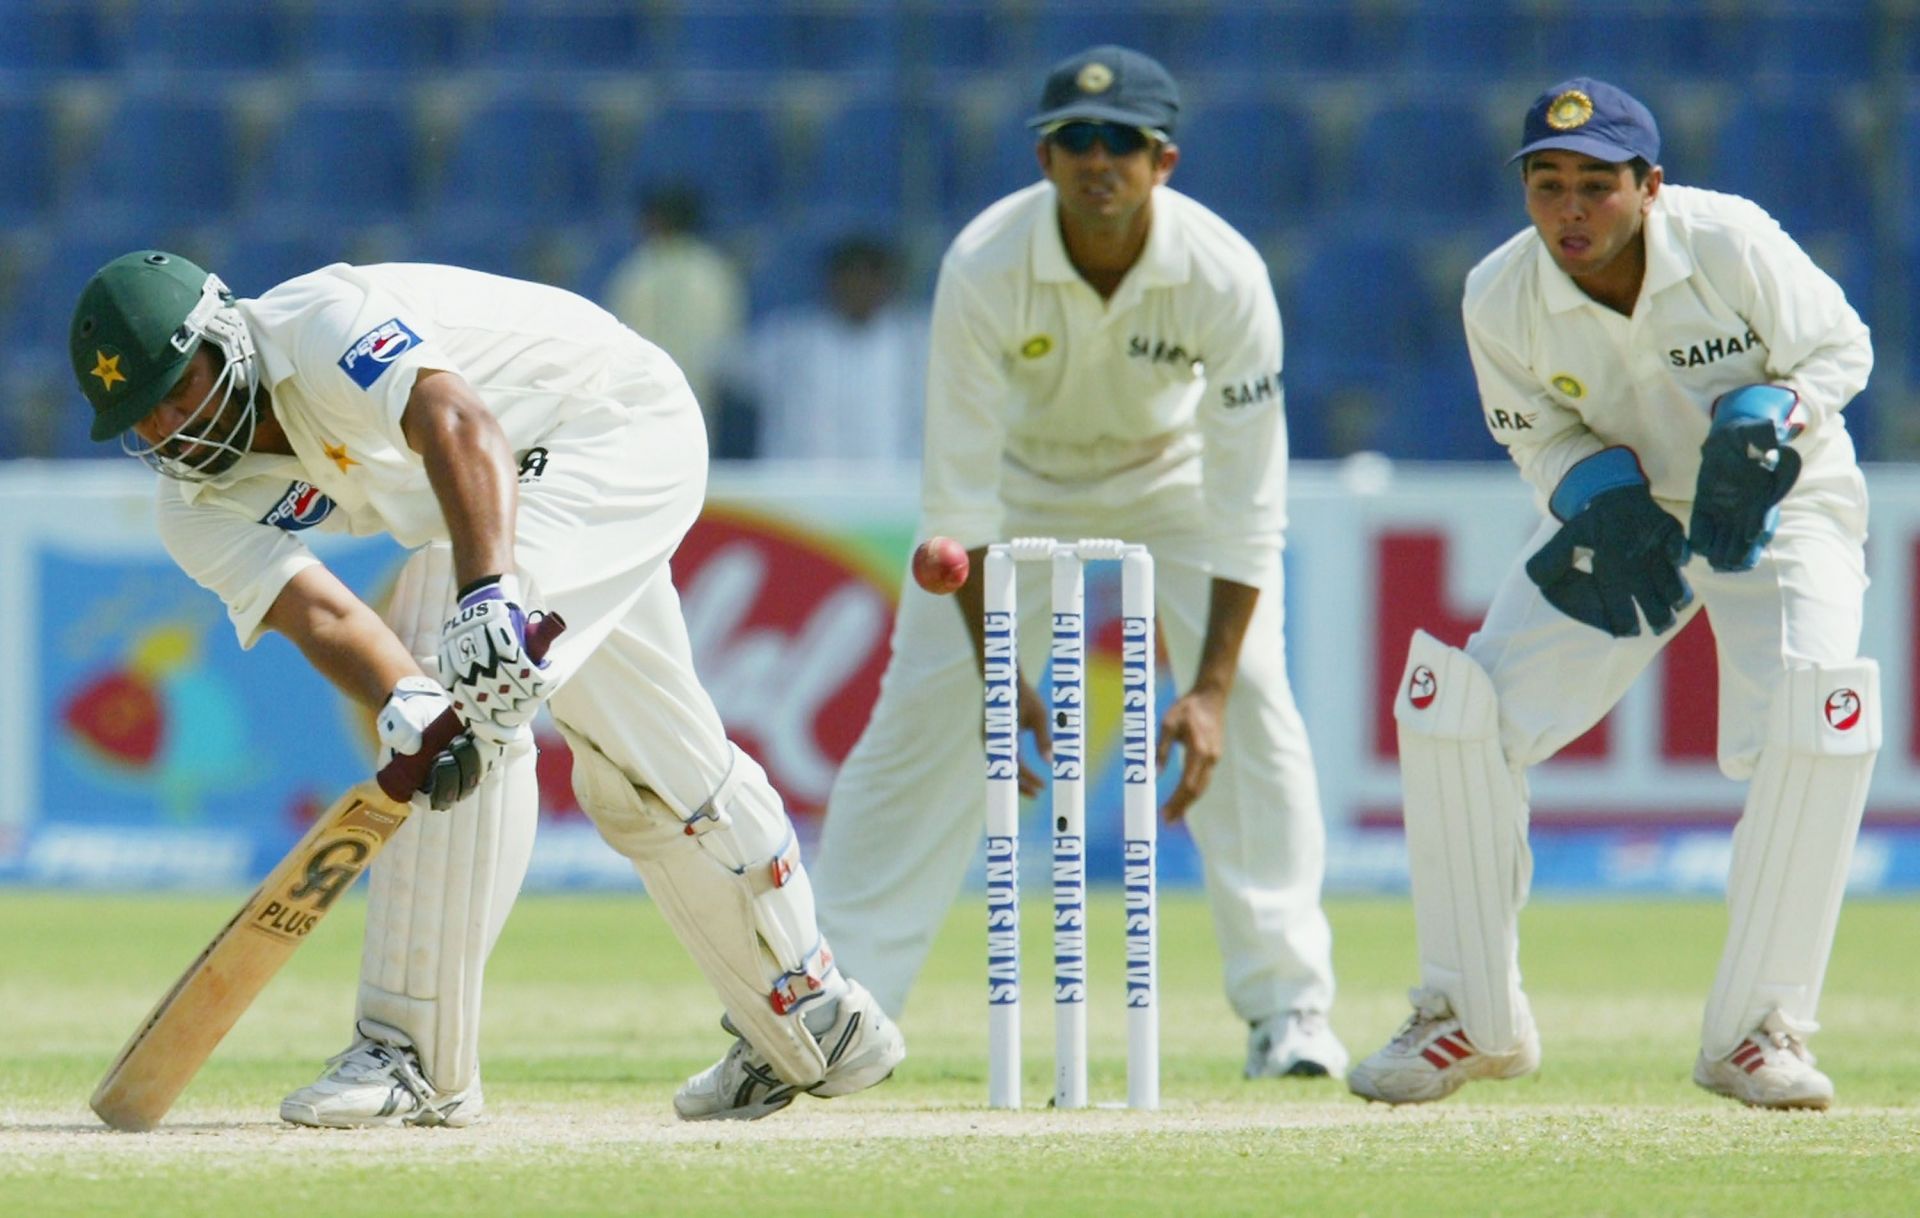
[1027, 45, 1180, 136]
[1508, 77, 1660, 165]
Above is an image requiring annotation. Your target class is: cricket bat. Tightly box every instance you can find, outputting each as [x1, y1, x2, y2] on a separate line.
[89, 615, 563, 1131]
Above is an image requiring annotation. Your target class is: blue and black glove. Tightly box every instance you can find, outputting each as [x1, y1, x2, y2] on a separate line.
[1525, 447, 1693, 638]
[1688, 384, 1804, 573]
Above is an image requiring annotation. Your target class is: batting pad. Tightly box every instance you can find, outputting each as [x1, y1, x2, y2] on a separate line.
[1702, 659, 1879, 1059]
[359, 544, 539, 1092]
[1395, 630, 1533, 1054]
[563, 732, 835, 1089]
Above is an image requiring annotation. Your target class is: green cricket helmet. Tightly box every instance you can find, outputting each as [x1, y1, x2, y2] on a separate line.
[69, 250, 260, 478]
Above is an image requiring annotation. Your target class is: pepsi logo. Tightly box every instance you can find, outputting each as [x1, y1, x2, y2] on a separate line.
[259, 480, 335, 531]
[1824, 688, 1862, 731]
[369, 331, 410, 362]
[1408, 664, 1437, 709]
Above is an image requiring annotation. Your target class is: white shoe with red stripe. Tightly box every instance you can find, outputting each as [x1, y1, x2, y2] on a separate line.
[1347, 988, 1540, 1105]
[1693, 1011, 1833, 1111]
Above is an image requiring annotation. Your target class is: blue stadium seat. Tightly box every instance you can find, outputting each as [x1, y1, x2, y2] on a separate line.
[660, 2, 899, 74]
[903, 4, 1007, 71]
[1171, 5, 1364, 73]
[0, 2, 116, 72]
[298, 0, 477, 70]
[216, 229, 342, 299]
[73, 92, 242, 229]
[1346, 99, 1505, 229]
[0, 92, 57, 225]
[1280, 232, 1460, 458]
[470, 1, 650, 70]
[1171, 97, 1318, 238]
[431, 96, 604, 226]
[945, 106, 1045, 225]
[10, 232, 167, 354]
[1398, 0, 1526, 75]
[1707, 97, 1864, 238]
[248, 94, 418, 224]
[804, 99, 955, 226]
[1696, 3, 1877, 82]
[124, 0, 295, 71]
[1531, 2, 1738, 79]
[659, 5, 791, 71]
[785, 2, 904, 72]
[392, 225, 527, 282]
[627, 100, 781, 231]
[1027, 5, 1181, 70]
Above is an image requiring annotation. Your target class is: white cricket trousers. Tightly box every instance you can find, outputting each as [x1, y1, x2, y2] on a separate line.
[814, 515, 1335, 1025]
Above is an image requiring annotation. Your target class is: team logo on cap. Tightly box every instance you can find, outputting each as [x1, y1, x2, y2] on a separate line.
[1546, 90, 1594, 131]
[1076, 63, 1114, 94]
[90, 349, 127, 392]
[1550, 373, 1585, 399]
[1020, 335, 1053, 359]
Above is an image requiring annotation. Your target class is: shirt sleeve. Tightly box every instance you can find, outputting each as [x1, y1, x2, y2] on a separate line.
[1193, 273, 1288, 588]
[1722, 219, 1873, 432]
[156, 484, 322, 649]
[1463, 299, 1606, 509]
[918, 260, 1011, 548]
[289, 273, 460, 455]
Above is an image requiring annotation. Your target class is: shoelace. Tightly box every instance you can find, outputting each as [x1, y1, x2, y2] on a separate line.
[1385, 991, 1456, 1054]
[1764, 1029, 1813, 1064]
[323, 1041, 399, 1083]
[323, 1039, 451, 1119]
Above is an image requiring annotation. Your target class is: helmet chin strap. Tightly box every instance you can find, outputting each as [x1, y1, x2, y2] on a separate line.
[123, 274, 262, 483]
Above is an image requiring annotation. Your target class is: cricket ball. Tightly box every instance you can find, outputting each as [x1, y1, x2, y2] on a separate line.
[911, 536, 970, 596]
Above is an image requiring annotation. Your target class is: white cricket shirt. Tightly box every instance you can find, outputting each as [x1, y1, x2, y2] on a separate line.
[920, 181, 1289, 586]
[156, 262, 687, 646]
[1463, 184, 1872, 513]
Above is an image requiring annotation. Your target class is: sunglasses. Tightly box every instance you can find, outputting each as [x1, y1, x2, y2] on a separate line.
[1045, 121, 1158, 156]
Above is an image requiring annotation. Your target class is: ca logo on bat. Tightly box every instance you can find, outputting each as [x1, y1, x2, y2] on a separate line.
[289, 837, 373, 911]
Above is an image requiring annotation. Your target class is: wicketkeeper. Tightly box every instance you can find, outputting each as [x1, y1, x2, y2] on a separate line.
[1349, 77, 1876, 1111]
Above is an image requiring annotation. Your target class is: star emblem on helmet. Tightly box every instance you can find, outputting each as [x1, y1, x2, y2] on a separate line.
[90, 349, 127, 391]
[323, 441, 358, 473]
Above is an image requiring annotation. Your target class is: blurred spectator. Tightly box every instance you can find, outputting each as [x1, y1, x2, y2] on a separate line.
[600, 185, 746, 437]
[729, 235, 929, 461]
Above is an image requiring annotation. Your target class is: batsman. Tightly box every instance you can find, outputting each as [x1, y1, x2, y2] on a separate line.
[69, 252, 903, 1126]
[1350, 78, 1876, 1110]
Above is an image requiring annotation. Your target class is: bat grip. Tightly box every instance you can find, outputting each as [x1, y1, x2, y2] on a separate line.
[375, 612, 566, 801]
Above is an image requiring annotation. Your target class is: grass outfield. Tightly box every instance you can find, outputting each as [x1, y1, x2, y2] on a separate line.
[1, 889, 1915, 1217]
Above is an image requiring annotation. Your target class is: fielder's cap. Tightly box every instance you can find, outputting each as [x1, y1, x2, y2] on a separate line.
[1509, 76, 1660, 166]
[70, 250, 214, 441]
[1027, 44, 1180, 136]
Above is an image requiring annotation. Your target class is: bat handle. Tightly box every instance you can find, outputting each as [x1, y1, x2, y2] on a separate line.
[375, 612, 567, 801]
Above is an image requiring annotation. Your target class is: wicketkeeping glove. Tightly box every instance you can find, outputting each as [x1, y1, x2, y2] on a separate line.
[437, 573, 556, 745]
[1688, 384, 1805, 573]
[377, 676, 500, 810]
[1526, 447, 1693, 638]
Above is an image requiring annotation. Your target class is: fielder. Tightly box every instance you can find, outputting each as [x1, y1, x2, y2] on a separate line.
[69, 252, 904, 1126]
[1348, 78, 1876, 1110]
[812, 45, 1345, 1079]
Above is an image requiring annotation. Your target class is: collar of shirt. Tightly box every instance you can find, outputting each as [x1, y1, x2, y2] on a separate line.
[1533, 195, 1694, 315]
[1031, 183, 1191, 304]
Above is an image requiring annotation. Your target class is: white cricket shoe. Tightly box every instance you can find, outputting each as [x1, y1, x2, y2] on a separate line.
[1347, 988, 1540, 1105]
[280, 1021, 482, 1129]
[1246, 1010, 1350, 1079]
[1693, 1012, 1834, 1111]
[673, 979, 906, 1122]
